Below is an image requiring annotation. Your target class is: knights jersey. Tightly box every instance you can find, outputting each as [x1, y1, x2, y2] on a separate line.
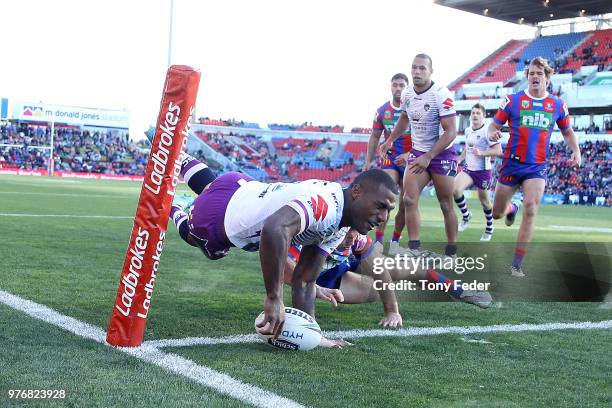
[400, 82, 456, 152]
[224, 179, 349, 256]
[493, 90, 571, 164]
[372, 101, 412, 157]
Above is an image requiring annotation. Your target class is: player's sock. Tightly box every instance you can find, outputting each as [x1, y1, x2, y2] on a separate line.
[483, 207, 493, 234]
[375, 229, 385, 244]
[426, 268, 463, 298]
[180, 154, 216, 194]
[454, 194, 470, 221]
[408, 240, 420, 250]
[512, 245, 526, 268]
[391, 230, 401, 243]
[445, 244, 457, 256]
[171, 206, 195, 246]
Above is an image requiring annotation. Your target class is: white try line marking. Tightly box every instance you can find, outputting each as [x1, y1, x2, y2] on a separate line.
[144, 320, 612, 348]
[0, 213, 133, 219]
[0, 289, 305, 408]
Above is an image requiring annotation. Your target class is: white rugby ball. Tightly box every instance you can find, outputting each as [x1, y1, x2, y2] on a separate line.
[255, 307, 321, 351]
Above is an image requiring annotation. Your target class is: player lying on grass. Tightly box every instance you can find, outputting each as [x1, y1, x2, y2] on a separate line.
[164, 148, 398, 343]
[285, 229, 493, 329]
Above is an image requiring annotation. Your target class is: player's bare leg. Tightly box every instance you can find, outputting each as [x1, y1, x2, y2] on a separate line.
[453, 171, 474, 232]
[402, 168, 431, 254]
[492, 182, 520, 220]
[510, 178, 545, 277]
[431, 172, 458, 256]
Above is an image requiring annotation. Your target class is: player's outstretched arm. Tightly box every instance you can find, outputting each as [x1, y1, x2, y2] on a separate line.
[561, 127, 582, 167]
[292, 245, 326, 317]
[474, 143, 503, 157]
[257, 206, 302, 338]
[284, 257, 344, 306]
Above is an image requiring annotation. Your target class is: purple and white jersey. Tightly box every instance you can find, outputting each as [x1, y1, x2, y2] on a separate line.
[400, 82, 456, 152]
[464, 122, 499, 171]
[224, 179, 348, 256]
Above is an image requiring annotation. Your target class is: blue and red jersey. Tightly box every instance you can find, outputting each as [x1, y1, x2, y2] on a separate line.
[493, 90, 571, 164]
[373, 101, 412, 158]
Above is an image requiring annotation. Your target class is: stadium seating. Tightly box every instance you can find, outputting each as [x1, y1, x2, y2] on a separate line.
[451, 40, 529, 91]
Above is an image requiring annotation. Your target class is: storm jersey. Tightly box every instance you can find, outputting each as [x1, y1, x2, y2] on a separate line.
[493, 90, 571, 164]
[464, 122, 499, 171]
[224, 179, 349, 256]
[372, 101, 412, 157]
[400, 82, 456, 152]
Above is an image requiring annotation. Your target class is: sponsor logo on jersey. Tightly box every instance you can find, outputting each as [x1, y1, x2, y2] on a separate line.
[442, 98, 454, 111]
[544, 101, 554, 112]
[309, 194, 329, 222]
[520, 110, 553, 129]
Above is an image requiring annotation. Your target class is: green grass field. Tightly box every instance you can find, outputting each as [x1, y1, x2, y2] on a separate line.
[1, 175, 611, 407]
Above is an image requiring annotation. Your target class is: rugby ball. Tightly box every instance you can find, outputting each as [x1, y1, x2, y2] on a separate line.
[255, 307, 321, 351]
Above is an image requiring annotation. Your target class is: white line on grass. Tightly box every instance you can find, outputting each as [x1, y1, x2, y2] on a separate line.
[0, 213, 133, 219]
[548, 225, 612, 234]
[144, 320, 612, 348]
[0, 191, 133, 198]
[0, 289, 305, 408]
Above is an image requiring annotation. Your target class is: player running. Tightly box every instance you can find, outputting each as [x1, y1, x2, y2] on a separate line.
[379, 54, 459, 258]
[453, 103, 502, 241]
[488, 57, 581, 277]
[166, 151, 398, 342]
[365, 73, 412, 255]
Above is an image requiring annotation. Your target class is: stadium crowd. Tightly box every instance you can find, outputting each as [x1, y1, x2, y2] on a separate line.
[1, 121, 609, 206]
[0, 123, 147, 175]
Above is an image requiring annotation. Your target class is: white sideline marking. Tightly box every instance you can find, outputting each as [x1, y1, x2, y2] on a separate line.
[390, 220, 612, 233]
[0, 289, 305, 408]
[0, 213, 132, 219]
[0, 191, 133, 198]
[548, 225, 612, 234]
[145, 320, 612, 348]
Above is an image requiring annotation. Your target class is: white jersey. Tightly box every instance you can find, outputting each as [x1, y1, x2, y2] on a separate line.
[464, 122, 499, 171]
[400, 82, 456, 152]
[224, 179, 349, 256]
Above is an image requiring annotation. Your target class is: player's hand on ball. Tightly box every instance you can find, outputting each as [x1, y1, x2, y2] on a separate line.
[378, 312, 403, 328]
[570, 150, 582, 167]
[256, 297, 285, 339]
[394, 153, 410, 167]
[409, 154, 431, 174]
[315, 286, 344, 307]
[319, 336, 354, 349]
